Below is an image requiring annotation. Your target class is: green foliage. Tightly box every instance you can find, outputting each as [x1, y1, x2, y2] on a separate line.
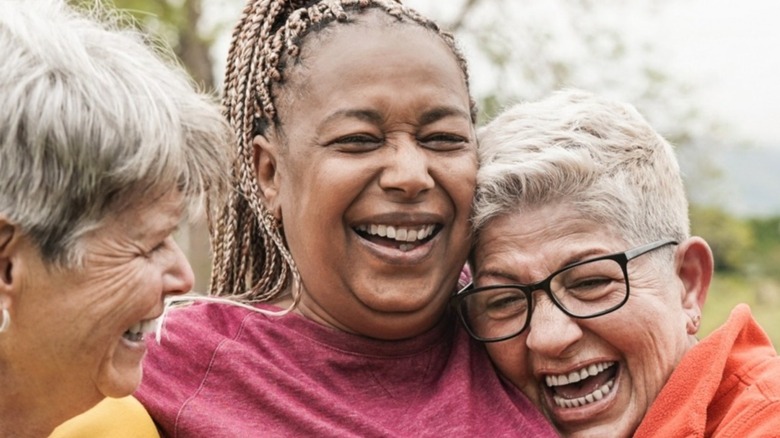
[746, 216, 780, 280]
[702, 273, 780, 351]
[690, 204, 755, 272]
[69, 0, 220, 89]
[697, 212, 780, 351]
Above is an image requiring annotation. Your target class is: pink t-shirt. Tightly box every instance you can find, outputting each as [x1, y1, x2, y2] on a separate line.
[136, 302, 557, 437]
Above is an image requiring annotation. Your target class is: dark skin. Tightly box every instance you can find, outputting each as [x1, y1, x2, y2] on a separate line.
[254, 19, 478, 340]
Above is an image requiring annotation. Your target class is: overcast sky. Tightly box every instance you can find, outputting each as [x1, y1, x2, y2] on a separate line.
[403, 0, 780, 149]
[212, 0, 780, 150]
[663, 0, 780, 149]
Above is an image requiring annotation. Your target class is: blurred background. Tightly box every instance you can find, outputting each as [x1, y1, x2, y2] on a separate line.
[77, 0, 780, 347]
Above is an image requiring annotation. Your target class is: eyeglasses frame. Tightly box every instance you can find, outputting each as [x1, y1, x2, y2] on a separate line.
[453, 239, 679, 342]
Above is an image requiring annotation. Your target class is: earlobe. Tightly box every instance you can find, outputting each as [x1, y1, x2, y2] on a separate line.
[253, 134, 283, 220]
[675, 237, 713, 334]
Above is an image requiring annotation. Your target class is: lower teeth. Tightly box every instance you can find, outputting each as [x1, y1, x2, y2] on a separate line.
[553, 379, 615, 408]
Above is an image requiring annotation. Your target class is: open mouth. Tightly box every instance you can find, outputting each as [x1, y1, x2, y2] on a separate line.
[354, 223, 441, 252]
[122, 318, 160, 343]
[545, 361, 618, 409]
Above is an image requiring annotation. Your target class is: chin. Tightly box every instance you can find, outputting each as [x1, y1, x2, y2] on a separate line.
[96, 363, 144, 399]
[557, 419, 637, 438]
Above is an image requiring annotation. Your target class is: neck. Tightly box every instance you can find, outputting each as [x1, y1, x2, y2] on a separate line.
[0, 385, 54, 438]
[0, 367, 94, 438]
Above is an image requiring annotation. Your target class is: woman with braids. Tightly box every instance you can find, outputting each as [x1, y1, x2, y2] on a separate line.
[55, 0, 558, 436]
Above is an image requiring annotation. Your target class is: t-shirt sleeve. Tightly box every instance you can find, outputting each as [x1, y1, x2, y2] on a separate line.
[49, 396, 160, 438]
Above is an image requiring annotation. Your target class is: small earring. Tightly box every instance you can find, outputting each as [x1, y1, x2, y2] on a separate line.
[687, 314, 701, 334]
[0, 305, 10, 333]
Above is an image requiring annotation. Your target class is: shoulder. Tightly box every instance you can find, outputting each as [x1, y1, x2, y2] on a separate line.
[50, 396, 159, 438]
[139, 300, 275, 388]
[701, 305, 780, 436]
[147, 300, 265, 359]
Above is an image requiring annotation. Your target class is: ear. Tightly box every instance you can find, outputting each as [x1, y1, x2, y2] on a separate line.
[253, 134, 283, 220]
[0, 216, 20, 296]
[674, 237, 713, 334]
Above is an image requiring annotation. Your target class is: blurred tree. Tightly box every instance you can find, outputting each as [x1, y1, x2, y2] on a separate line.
[690, 205, 755, 272]
[747, 216, 780, 280]
[69, 0, 240, 290]
[71, 0, 237, 90]
[406, 0, 728, 147]
[74, 0, 761, 289]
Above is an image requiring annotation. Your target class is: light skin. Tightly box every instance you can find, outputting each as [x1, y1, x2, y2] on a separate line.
[0, 190, 192, 436]
[254, 19, 477, 340]
[472, 203, 712, 437]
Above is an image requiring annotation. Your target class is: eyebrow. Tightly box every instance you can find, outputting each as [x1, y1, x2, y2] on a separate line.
[321, 108, 384, 126]
[475, 249, 607, 284]
[135, 224, 180, 244]
[320, 105, 471, 127]
[418, 106, 471, 125]
[475, 268, 518, 284]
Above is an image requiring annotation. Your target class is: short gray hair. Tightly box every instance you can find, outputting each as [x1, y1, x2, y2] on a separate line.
[475, 89, 689, 248]
[0, 0, 233, 266]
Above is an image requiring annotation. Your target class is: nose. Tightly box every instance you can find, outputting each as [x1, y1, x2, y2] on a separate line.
[525, 293, 583, 357]
[378, 136, 435, 198]
[162, 238, 194, 297]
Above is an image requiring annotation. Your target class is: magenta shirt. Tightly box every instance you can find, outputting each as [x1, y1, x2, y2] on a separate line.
[136, 302, 557, 437]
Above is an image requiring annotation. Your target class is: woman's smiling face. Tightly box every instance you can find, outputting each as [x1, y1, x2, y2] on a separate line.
[256, 19, 476, 339]
[472, 204, 696, 437]
[7, 190, 192, 406]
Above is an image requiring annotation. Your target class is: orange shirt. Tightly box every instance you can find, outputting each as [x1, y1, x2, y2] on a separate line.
[635, 304, 780, 437]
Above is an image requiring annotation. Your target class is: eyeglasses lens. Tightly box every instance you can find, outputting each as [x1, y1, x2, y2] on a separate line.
[461, 258, 628, 341]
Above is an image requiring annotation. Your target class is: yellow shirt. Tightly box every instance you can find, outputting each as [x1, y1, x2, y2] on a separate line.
[50, 396, 159, 438]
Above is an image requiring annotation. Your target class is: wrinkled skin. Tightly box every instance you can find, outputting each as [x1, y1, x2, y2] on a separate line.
[472, 204, 711, 437]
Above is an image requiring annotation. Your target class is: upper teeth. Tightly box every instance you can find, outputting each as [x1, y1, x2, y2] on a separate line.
[126, 318, 160, 336]
[545, 361, 614, 387]
[356, 224, 436, 243]
[546, 361, 617, 409]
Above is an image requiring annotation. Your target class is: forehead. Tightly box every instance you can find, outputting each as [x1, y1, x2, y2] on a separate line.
[472, 205, 627, 272]
[98, 190, 185, 241]
[295, 10, 458, 69]
[276, 17, 469, 117]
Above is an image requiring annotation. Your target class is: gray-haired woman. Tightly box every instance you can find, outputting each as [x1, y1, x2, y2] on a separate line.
[0, 1, 232, 436]
[455, 89, 780, 437]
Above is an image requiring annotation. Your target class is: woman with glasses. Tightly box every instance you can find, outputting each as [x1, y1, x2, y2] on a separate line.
[454, 89, 780, 437]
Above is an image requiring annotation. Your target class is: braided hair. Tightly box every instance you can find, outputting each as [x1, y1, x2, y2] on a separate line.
[212, 0, 475, 305]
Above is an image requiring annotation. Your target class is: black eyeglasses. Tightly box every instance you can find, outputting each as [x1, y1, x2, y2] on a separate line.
[453, 239, 678, 342]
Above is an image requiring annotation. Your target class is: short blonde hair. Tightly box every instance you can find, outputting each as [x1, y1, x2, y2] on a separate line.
[475, 89, 689, 247]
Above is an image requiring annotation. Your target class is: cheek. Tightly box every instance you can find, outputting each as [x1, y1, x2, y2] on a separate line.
[436, 155, 477, 211]
[601, 304, 686, 402]
[281, 158, 360, 214]
[81, 265, 162, 324]
[486, 340, 529, 387]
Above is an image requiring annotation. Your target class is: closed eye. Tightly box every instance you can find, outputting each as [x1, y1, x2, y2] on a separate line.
[483, 293, 527, 319]
[331, 134, 382, 152]
[418, 133, 469, 151]
[564, 277, 621, 302]
[142, 237, 172, 259]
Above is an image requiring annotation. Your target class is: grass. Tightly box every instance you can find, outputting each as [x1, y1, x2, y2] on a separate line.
[700, 273, 780, 351]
